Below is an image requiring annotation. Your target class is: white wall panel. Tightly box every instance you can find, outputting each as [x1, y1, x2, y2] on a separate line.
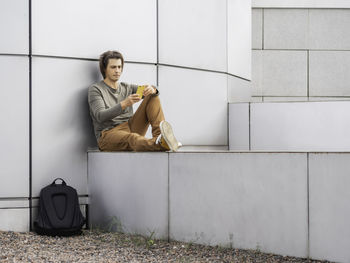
[309, 9, 350, 50]
[0, 0, 28, 54]
[227, 0, 251, 79]
[252, 9, 263, 49]
[170, 153, 308, 257]
[32, 57, 99, 197]
[264, 9, 308, 50]
[229, 103, 249, 150]
[0, 56, 29, 198]
[309, 153, 350, 263]
[0, 208, 30, 232]
[251, 101, 350, 151]
[228, 76, 251, 103]
[159, 0, 227, 72]
[309, 51, 350, 96]
[119, 63, 157, 87]
[32, 0, 157, 62]
[159, 66, 227, 145]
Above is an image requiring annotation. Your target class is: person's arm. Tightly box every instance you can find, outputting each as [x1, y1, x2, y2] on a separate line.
[88, 86, 122, 123]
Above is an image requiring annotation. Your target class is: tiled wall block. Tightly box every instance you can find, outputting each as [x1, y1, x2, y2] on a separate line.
[227, 0, 251, 79]
[158, 0, 227, 72]
[309, 51, 350, 96]
[32, 57, 99, 197]
[0, 56, 29, 198]
[261, 51, 307, 96]
[0, 208, 30, 232]
[158, 66, 227, 146]
[264, 9, 308, 50]
[169, 153, 308, 257]
[229, 103, 249, 150]
[88, 152, 168, 239]
[252, 9, 263, 49]
[309, 153, 350, 263]
[0, 0, 28, 54]
[32, 0, 157, 62]
[228, 76, 251, 103]
[251, 101, 350, 151]
[309, 9, 350, 50]
[252, 50, 308, 97]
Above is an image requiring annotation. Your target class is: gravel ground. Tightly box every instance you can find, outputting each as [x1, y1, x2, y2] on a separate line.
[0, 230, 334, 263]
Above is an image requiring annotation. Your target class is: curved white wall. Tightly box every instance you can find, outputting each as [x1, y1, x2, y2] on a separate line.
[0, 0, 251, 231]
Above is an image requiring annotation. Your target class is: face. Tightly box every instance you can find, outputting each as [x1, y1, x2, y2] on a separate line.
[105, 58, 123, 82]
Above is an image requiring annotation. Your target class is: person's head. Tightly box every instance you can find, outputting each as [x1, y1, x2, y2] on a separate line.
[99, 50, 124, 81]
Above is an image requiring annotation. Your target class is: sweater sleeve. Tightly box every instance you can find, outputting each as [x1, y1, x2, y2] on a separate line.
[88, 86, 122, 123]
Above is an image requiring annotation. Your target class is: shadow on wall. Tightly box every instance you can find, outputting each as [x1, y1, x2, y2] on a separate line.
[84, 66, 100, 149]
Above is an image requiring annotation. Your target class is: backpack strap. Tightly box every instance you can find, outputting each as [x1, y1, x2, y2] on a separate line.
[51, 178, 67, 186]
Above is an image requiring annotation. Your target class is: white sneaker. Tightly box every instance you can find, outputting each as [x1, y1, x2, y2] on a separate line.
[158, 121, 180, 152]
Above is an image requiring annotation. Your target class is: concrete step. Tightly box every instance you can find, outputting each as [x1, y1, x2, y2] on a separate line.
[87, 150, 350, 263]
[229, 101, 350, 151]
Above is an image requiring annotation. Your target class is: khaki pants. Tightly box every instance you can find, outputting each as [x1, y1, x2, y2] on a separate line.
[98, 95, 165, 151]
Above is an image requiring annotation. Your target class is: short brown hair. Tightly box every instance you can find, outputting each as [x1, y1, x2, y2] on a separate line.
[99, 50, 124, 78]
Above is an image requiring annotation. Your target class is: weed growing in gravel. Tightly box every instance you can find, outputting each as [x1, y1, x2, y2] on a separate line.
[146, 230, 156, 249]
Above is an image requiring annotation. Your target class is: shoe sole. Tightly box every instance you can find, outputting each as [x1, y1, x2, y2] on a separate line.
[160, 121, 179, 152]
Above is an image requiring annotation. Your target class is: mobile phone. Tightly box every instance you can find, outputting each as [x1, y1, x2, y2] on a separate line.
[136, 85, 146, 98]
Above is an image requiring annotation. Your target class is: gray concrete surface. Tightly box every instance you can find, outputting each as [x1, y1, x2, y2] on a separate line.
[169, 152, 308, 257]
[88, 152, 169, 239]
[309, 153, 350, 263]
[264, 9, 308, 50]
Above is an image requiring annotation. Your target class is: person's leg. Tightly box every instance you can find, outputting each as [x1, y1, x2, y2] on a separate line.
[128, 95, 165, 138]
[129, 95, 180, 151]
[98, 121, 164, 152]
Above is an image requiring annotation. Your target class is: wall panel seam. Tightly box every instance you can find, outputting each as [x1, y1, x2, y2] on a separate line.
[29, 54, 252, 81]
[167, 153, 170, 242]
[29, 0, 33, 232]
[307, 153, 310, 258]
[0, 54, 29, 57]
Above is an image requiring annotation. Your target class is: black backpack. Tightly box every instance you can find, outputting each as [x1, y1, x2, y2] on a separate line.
[34, 178, 85, 236]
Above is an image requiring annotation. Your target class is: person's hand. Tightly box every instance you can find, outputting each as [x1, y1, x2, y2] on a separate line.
[121, 94, 141, 109]
[143, 85, 156, 97]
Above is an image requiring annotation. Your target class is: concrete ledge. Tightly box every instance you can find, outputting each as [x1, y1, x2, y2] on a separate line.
[88, 151, 350, 262]
[252, 0, 350, 8]
[230, 101, 350, 151]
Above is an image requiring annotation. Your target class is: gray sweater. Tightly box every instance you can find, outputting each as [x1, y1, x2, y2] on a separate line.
[88, 81, 157, 141]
